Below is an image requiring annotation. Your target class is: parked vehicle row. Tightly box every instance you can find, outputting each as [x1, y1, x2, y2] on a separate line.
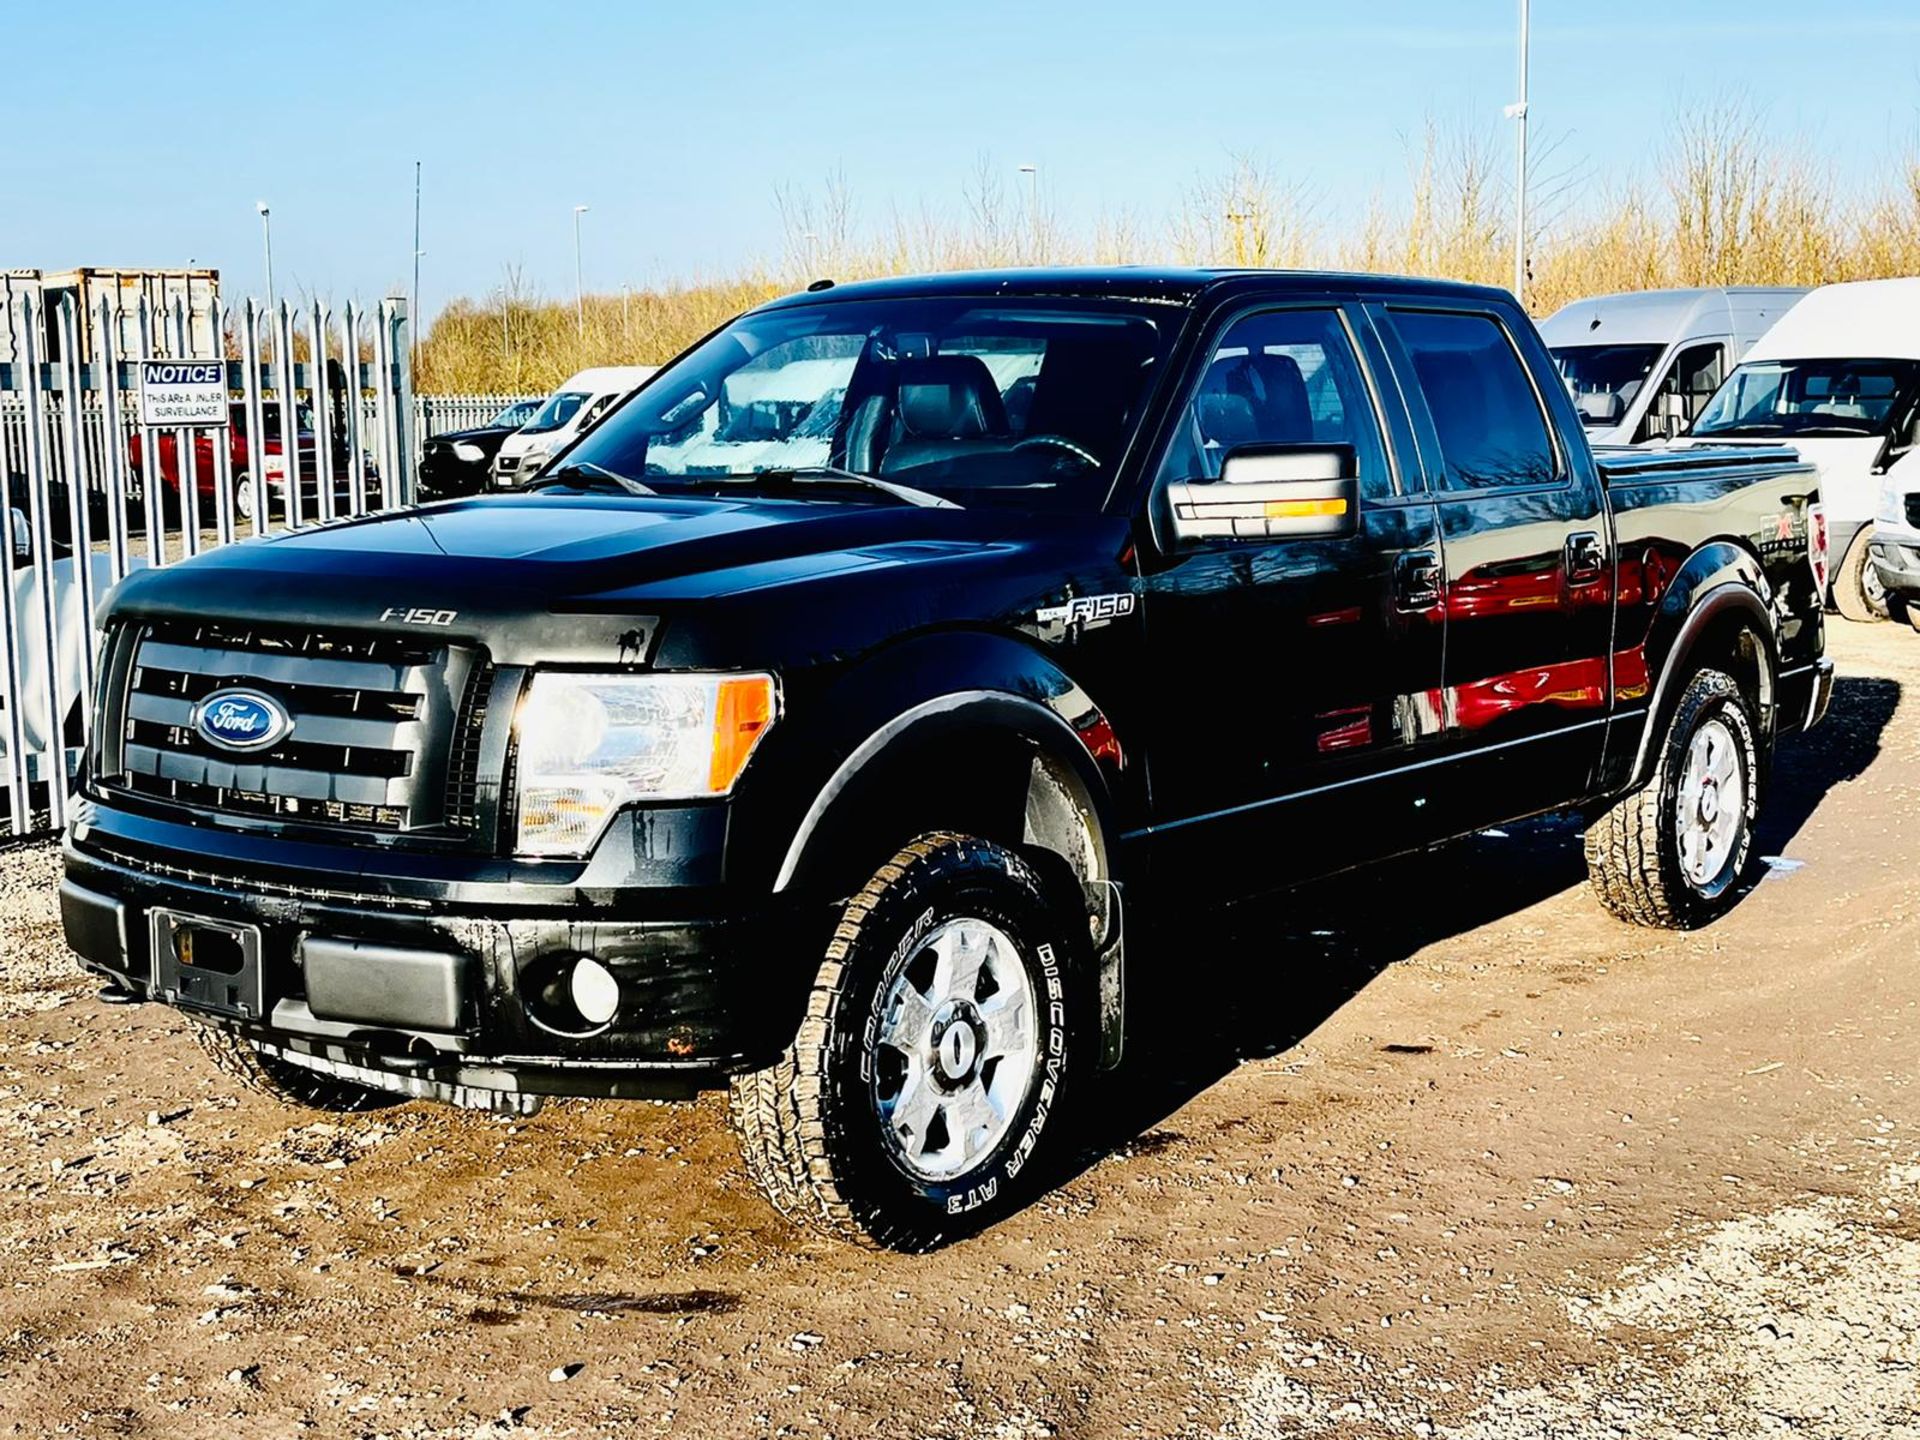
[1540, 286, 1806, 447]
[489, 366, 655, 488]
[61, 266, 1829, 1249]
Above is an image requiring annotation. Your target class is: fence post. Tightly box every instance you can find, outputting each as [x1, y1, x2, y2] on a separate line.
[136, 295, 165, 568]
[391, 298, 417, 506]
[240, 300, 268, 539]
[94, 295, 131, 585]
[53, 300, 97, 708]
[16, 292, 70, 831]
[0, 298, 31, 835]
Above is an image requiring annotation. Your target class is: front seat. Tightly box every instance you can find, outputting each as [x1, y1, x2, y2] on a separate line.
[1194, 351, 1314, 474]
[876, 355, 1009, 475]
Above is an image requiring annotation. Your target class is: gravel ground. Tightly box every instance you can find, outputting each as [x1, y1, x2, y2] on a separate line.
[0, 621, 1915, 1438]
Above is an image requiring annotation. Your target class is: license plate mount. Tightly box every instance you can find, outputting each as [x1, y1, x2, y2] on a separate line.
[151, 909, 265, 1020]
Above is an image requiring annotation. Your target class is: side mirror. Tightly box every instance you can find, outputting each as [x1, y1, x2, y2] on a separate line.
[1648, 391, 1690, 440]
[1167, 444, 1358, 543]
[7, 506, 27, 566]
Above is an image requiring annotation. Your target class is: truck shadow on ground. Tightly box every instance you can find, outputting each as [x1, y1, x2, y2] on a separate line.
[1087, 674, 1901, 1164]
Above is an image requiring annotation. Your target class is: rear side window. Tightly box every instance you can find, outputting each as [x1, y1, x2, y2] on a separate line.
[1392, 310, 1558, 491]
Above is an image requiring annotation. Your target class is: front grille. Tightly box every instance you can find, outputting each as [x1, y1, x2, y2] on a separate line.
[100, 619, 490, 839]
[496, 454, 520, 472]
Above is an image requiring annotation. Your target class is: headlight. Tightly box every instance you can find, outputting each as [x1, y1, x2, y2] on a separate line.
[514, 672, 777, 857]
[452, 441, 485, 464]
[1879, 480, 1904, 525]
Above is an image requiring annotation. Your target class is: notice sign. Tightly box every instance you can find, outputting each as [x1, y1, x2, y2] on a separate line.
[137, 359, 228, 426]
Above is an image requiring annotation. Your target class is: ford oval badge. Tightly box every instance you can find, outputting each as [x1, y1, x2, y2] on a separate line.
[194, 689, 293, 752]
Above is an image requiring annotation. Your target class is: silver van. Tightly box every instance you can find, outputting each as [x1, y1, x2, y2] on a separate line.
[1540, 287, 1807, 447]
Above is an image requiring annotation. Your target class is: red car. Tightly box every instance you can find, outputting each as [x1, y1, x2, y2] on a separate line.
[128, 401, 379, 525]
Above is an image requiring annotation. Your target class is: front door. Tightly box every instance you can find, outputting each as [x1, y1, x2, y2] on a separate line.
[1134, 299, 1448, 897]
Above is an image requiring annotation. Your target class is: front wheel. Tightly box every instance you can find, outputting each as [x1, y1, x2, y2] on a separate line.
[1835, 528, 1890, 623]
[1585, 668, 1761, 929]
[729, 833, 1087, 1250]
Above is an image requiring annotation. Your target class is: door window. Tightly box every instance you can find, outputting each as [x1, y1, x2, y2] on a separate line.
[1157, 307, 1391, 498]
[1635, 342, 1725, 442]
[1391, 310, 1559, 491]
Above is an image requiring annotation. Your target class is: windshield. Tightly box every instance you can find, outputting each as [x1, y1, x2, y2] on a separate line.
[492, 399, 541, 428]
[1550, 344, 1664, 427]
[522, 391, 591, 434]
[1691, 357, 1920, 438]
[560, 294, 1177, 512]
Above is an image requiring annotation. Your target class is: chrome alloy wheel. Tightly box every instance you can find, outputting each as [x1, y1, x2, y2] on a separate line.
[1676, 717, 1745, 891]
[870, 917, 1040, 1181]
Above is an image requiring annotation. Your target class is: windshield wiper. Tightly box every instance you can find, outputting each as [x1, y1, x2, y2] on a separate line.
[525, 462, 655, 496]
[745, 466, 961, 510]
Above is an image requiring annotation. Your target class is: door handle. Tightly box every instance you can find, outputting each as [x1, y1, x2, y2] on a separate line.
[1566, 531, 1606, 585]
[1395, 550, 1442, 611]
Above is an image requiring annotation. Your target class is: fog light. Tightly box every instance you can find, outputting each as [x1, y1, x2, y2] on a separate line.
[569, 957, 621, 1026]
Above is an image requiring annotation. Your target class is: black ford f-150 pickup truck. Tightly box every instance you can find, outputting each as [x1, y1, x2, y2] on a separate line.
[61, 269, 1832, 1249]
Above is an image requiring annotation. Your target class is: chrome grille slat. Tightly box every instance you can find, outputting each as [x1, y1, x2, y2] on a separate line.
[137, 640, 420, 693]
[124, 690, 420, 750]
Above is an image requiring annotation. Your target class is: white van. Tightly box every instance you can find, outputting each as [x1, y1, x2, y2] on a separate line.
[1685, 278, 1920, 621]
[1540, 287, 1806, 447]
[491, 365, 656, 487]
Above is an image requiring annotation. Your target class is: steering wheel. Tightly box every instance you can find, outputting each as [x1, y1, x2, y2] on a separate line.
[1011, 434, 1101, 468]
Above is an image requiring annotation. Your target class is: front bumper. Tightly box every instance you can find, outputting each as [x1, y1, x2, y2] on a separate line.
[1870, 527, 1920, 599]
[61, 813, 803, 1111]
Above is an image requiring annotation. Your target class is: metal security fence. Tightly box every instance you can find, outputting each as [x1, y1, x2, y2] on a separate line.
[1, 391, 542, 480]
[0, 289, 418, 839]
[417, 393, 542, 437]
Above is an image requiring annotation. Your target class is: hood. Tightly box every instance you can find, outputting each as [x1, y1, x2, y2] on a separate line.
[98, 492, 1092, 668]
[429, 424, 512, 445]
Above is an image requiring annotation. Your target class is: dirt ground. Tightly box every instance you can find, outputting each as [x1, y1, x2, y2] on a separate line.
[0, 621, 1915, 1439]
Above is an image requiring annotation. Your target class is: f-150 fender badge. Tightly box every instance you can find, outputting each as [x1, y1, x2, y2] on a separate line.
[378, 607, 459, 626]
[1035, 592, 1136, 638]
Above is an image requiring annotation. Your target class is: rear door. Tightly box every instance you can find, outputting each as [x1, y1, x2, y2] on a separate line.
[1371, 301, 1613, 829]
[1134, 296, 1449, 895]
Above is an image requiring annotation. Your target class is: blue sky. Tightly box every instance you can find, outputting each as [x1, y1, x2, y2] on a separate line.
[5, 0, 1918, 324]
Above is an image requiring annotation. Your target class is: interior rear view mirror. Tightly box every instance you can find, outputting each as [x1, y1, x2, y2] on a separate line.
[1167, 444, 1358, 543]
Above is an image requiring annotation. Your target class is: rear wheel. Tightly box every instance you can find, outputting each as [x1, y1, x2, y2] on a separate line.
[729, 832, 1087, 1250]
[1585, 667, 1760, 929]
[1835, 528, 1890, 623]
[191, 1022, 398, 1113]
[233, 473, 256, 524]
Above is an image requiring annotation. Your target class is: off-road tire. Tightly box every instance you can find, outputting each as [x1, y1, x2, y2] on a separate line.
[1835, 528, 1889, 623]
[1585, 667, 1760, 930]
[728, 832, 1087, 1251]
[191, 1022, 399, 1113]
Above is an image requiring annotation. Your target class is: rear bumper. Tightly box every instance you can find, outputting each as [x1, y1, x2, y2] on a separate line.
[61, 826, 804, 1110]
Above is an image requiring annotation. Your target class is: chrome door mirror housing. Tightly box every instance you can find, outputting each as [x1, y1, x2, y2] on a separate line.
[1166, 443, 1359, 543]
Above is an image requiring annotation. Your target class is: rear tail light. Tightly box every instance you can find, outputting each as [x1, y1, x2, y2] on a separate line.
[1809, 503, 1830, 597]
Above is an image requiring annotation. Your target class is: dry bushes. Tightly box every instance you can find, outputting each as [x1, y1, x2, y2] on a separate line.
[417, 104, 1920, 392]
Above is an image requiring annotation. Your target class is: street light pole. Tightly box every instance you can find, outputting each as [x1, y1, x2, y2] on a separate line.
[1507, 0, 1531, 305]
[1018, 164, 1040, 263]
[573, 205, 590, 340]
[412, 161, 424, 367]
[256, 201, 275, 328]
